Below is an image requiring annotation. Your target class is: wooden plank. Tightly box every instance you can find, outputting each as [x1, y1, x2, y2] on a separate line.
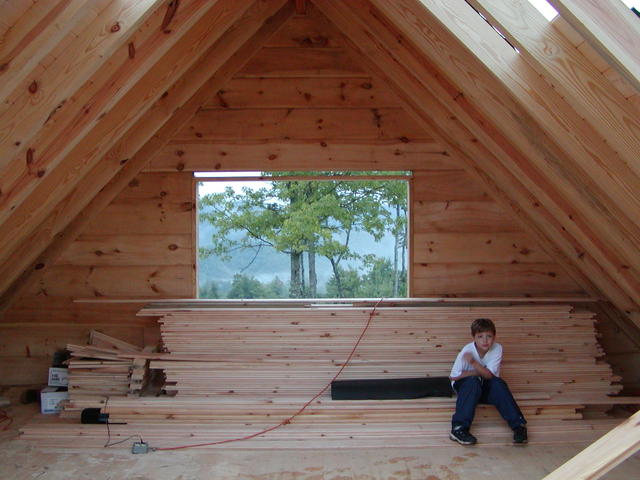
[0, 0, 295, 310]
[412, 201, 521, 233]
[174, 108, 433, 141]
[81, 200, 193, 235]
[114, 173, 194, 201]
[147, 140, 454, 172]
[542, 410, 640, 480]
[0, 0, 87, 102]
[58, 234, 192, 266]
[2, 297, 154, 326]
[413, 232, 553, 264]
[412, 170, 491, 201]
[548, 0, 640, 92]
[26, 265, 194, 298]
[0, 356, 51, 385]
[210, 77, 403, 108]
[0, 0, 162, 170]
[237, 47, 365, 77]
[0, 325, 144, 357]
[411, 263, 583, 295]
[266, 3, 345, 48]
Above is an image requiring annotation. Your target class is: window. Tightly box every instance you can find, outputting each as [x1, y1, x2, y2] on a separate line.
[196, 171, 409, 299]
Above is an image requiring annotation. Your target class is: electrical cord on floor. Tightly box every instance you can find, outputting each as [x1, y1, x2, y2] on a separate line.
[152, 298, 384, 451]
[102, 396, 143, 448]
[0, 409, 12, 431]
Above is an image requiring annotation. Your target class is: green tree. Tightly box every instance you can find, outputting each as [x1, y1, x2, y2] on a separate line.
[227, 274, 266, 299]
[326, 267, 361, 298]
[264, 276, 287, 298]
[199, 280, 220, 299]
[199, 172, 408, 298]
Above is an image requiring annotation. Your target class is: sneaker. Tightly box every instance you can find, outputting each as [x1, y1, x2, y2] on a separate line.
[513, 425, 528, 444]
[449, 427, 477, 445]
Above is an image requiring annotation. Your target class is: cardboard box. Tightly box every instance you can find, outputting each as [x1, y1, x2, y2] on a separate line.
[40, 387, 69, 414]
[48, 367, 68, 387]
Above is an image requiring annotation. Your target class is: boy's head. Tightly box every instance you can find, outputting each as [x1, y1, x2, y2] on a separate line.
[470, 318, 496, 354]
[471, 318, 496, 336]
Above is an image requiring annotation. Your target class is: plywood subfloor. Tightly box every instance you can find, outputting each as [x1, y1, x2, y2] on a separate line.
[2, 405, 640, 480]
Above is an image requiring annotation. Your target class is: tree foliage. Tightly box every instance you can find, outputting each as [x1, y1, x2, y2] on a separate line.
[199, 172, 408, 298]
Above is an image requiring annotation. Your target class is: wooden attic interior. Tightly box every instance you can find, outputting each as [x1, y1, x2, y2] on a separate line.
[1, 0, 640, 476]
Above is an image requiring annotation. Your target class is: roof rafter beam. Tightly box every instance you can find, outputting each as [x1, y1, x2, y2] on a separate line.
[467, 0, 640, 183]
[548, 0, 640, 93]
[0, 0, 255, 271]
[0, 0, 225, 233]
[0, 0, 295, 313]
[313, 0, 640, 328]
[364, 0, 640, 326]
[375, 0, 640, 288]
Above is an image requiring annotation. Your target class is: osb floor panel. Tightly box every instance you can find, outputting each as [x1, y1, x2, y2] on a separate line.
[1, 405, 639, 480]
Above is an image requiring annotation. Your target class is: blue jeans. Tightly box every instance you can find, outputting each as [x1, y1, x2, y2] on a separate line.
[452, 376, 526, 430]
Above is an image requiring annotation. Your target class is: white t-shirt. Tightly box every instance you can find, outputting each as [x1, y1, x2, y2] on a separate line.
[450, 341, 503, 385]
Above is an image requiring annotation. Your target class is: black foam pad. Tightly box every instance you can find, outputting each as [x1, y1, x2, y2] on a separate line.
[331, 376, 453, 400]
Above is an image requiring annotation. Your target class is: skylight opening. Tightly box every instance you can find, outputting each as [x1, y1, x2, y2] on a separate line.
[526, 0, 559, 22]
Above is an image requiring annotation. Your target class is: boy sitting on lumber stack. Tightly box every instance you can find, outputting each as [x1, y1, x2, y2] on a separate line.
[449, 318, 528, 445]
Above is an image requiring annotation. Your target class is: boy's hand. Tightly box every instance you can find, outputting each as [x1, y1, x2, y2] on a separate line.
[463, 352, 475, 364]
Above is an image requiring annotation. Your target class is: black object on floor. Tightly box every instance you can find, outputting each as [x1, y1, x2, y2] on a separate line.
[81, 408, 109, 424]
[331, 377, 453, 400]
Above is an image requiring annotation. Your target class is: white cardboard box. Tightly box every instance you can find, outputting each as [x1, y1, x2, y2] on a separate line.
[48, 367, 68, 387]
[40, 387, 69, 414]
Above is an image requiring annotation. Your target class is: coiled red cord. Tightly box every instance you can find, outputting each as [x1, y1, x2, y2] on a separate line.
[154, 299, 382, 451]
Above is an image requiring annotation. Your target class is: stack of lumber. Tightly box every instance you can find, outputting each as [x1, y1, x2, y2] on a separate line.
[22, 304, 636, 449]
[61, 331, 142, 418]
[149, 305, 620, 402]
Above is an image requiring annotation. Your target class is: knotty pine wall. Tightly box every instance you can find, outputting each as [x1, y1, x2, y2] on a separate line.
[3, 5, 635, 389]
[0, 173, 194, 385]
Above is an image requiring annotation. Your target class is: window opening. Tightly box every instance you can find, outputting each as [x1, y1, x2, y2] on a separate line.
[196, 171, 410, 300]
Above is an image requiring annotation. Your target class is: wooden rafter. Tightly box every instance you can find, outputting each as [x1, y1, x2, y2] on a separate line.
[312, 0, 639, 328]
[0, 0, 245, 261]
[542, 409, 640, 480]
[362, 0, 640, 326]
[0, 0, 295, 312]
[0, 1, 255, 283]
[548, 0, 640, 93]
[467, 0, 640, 186]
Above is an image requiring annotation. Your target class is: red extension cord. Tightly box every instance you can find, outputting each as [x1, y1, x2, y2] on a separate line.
[152, 299, 383, 451]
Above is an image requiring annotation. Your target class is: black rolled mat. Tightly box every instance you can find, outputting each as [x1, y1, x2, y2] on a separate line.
[331, 377, 453, 400]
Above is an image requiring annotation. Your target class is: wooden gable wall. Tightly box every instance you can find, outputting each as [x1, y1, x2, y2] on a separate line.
[0, 3, 597, 386]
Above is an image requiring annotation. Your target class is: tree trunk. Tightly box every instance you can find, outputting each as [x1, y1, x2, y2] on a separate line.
[308, 242, 317, 298]
[290, 251, 303, 298]
[300, 251, 306, 297]
[393, 204, 400, 297]
[329, 258, 343, 298]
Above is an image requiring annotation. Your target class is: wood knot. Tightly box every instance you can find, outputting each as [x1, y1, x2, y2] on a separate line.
[28, 80, 38, 93]
[110, 22, 120, 33]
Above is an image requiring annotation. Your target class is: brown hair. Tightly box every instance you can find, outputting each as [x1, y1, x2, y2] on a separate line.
[471, 318, 496, 336]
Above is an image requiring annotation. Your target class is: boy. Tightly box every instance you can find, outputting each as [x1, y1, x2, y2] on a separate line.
[449, 318, 527, 445]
